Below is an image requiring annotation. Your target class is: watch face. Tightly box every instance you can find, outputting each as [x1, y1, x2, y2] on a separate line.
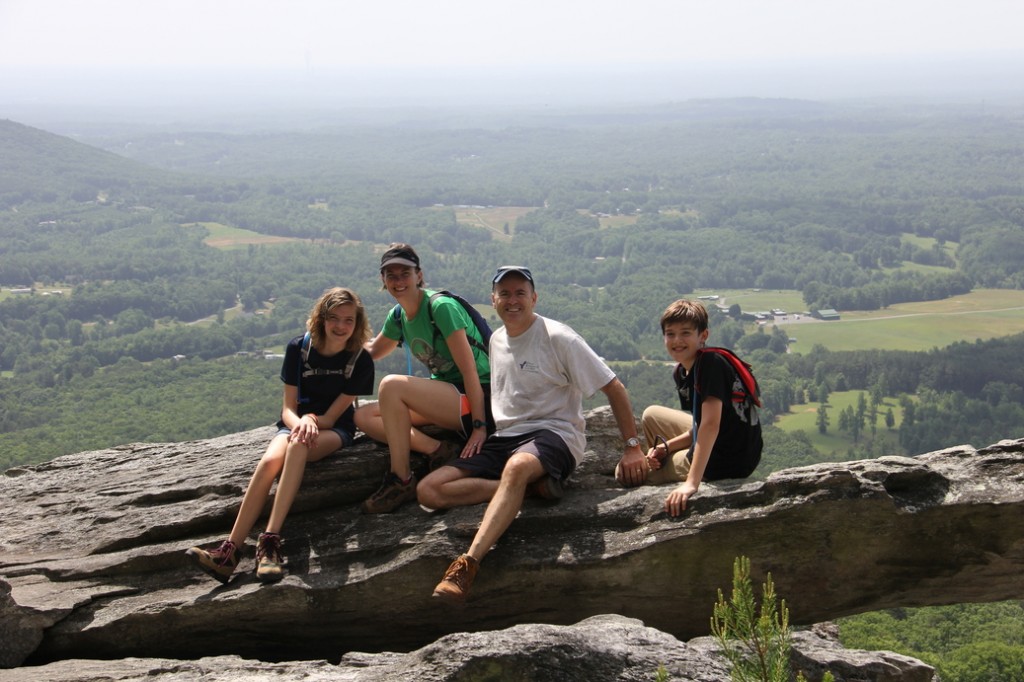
[626, 437, 640, 447]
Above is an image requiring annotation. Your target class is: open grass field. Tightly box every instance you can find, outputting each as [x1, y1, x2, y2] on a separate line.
[449, 206, 537, 240]
[776, 390, 906, 456]
[689, 287, 1024, 352]
[899, 231, 959, 254]
[0, 284, 74, 302]
[189, 222, 302, 249]
[594, 213, 640, 229]
[776, 288, 1024, 352]
[703, 288, 809, 314]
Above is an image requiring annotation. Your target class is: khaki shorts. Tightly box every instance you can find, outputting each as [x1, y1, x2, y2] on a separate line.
[621, 403, 694, 484]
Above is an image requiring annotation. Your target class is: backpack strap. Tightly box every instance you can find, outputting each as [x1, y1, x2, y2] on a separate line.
[297, 332, 312, 404]
[391, 304, 414, 375]
[427, 291, 489, 356]
[343, 346, 363, 379]
[696, 347, 762, 407]
[392, 292, 488, 372]
[299, 335, 364, 406]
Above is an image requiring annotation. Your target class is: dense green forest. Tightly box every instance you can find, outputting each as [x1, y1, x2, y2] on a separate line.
[3, 101, 1024, 471]
[2, 99, 1024, 680]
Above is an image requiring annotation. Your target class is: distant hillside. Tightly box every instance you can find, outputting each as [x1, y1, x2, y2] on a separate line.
[0, 118, 183, 207]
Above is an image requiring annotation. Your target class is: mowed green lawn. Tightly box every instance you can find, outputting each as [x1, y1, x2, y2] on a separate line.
[777, 390, 906, 457]
[776, 289, 1024, 352]
[689, 287, 1024, 352]
[187, 222, 301, 249]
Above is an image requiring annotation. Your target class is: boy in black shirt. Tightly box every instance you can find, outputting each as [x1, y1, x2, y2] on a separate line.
[617, 299, 761, 516]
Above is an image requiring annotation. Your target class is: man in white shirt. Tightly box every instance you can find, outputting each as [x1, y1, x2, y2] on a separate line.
[417, 265, 646, 603]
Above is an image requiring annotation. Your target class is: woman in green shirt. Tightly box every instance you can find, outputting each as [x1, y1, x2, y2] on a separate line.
[355, 243, 492, 513]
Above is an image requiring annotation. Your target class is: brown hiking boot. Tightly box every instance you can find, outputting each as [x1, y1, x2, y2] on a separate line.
[432, 554, 479, 604]
[526, 475, 564, 500]
[255, 532, 285, 583]
[425, 440, 464, 471]
[362, 472, 417, 513]
[185, 539, 240, 584]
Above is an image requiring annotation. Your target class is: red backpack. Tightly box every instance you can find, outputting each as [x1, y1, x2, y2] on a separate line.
[673, 347, 762, 409]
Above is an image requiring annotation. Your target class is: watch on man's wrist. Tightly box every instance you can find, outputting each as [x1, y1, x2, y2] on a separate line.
[625, 436, 641, 448]
[472, 419, 486, 429]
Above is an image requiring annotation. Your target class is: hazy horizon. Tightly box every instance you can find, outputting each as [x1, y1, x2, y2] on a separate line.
[2, 1, 1022, 130]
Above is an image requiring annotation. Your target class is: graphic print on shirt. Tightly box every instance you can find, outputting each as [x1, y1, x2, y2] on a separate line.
[517, 360, 540, 373]
[731, 374, 760, 426]
[411, 337, 454, 375]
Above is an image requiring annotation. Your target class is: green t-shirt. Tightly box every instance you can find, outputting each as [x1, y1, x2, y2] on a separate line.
[381, 289, 490, 385]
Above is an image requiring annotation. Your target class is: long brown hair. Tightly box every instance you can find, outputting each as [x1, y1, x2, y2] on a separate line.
[307, 287, 370, 352]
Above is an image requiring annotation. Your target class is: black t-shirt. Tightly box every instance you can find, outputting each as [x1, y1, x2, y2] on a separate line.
[278, 334, 375, 435]
[675, 350, 762, 480]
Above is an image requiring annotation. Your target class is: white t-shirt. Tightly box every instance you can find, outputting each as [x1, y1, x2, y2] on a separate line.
[489, 315, 615, 464]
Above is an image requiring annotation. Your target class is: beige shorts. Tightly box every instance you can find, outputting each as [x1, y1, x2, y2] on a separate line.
[640, 404, 693, 484]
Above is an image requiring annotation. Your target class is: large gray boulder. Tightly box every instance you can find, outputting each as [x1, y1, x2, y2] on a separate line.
[0, 614, 934, 681]
[2, 405, 1021, 671]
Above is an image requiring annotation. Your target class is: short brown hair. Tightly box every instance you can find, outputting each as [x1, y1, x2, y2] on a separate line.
[660, 299, 708, 334]
[307, 287, 370, 352]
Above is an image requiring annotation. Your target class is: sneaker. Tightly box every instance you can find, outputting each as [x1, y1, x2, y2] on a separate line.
[432, 554, 479, 604]
[362, 471, 417, 514]
[185, 539, 240, 584]
[255, 532, 285, 583]
[425, 440, 464, 471]
[527, 475, 564, 500]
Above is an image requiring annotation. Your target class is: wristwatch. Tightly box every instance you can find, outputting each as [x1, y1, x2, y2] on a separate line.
[625, 437, 641, 448]
[472, 419, 486, 429]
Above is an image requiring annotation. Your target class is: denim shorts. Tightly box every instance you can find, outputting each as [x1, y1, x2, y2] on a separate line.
[275, 426, 354, 448]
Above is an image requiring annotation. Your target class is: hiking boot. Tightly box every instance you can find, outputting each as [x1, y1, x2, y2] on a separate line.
[432, 554, 479, 604]
[255, 532, 285, 583]
[185, 539, 240, 584]
[410, 452, 430, 480]
[527, 475, 564, 500]
[362, 471, 417, 513]
[425, 440, 463, 471]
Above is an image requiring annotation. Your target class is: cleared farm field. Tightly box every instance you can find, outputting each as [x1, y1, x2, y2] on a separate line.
[450, 206, 537, 239]
[777, 289, 1024, 352]
[191, 222, 301, 249]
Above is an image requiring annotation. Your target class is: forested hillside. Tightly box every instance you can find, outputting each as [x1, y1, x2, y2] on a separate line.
[3, 102, 1024, 470]
[3, 99, 1024, 680]
[4, 101, 1024, 473]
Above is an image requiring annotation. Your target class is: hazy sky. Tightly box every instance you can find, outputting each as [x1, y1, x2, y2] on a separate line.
[1, 0, 1022, 111]
[2, 0, 1018, 70]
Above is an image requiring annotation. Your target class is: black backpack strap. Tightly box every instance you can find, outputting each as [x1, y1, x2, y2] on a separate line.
[297, 332, 312, 404]
[391, 304, 405, 346]
[428, 291, 489, 355]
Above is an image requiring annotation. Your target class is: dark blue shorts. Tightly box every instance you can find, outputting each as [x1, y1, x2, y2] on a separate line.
[446, 429, 575, 482]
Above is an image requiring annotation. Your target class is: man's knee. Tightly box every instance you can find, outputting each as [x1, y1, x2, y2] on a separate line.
[501, 452, 543, 485]
[417, 469, 455, 509]
[416, 477, 440, 508]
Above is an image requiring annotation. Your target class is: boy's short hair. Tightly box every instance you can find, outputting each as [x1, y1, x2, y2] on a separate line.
[660, 299, 709, 334]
